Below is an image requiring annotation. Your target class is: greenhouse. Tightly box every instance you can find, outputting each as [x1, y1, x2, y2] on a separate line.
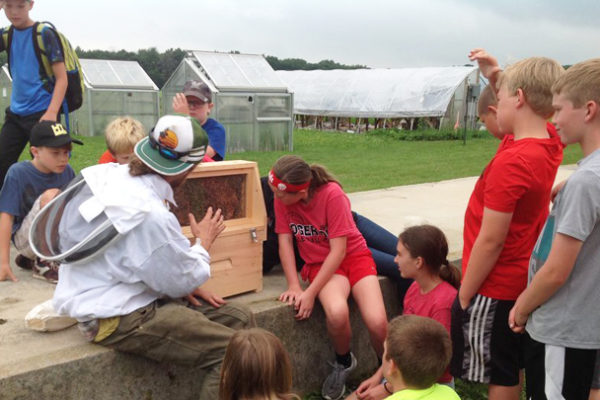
[276, 67, 480, 130]
[162, 51, 293, 153]
[70, 59, 160, 136]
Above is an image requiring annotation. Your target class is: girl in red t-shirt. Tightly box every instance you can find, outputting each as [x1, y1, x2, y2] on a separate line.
[269, 155, 387, 400]
[352, 225, 460, 400]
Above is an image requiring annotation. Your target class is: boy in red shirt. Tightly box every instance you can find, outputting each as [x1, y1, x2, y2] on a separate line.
[450, 52, 564, 400]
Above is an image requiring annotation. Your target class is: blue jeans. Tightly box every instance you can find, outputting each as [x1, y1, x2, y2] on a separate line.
[352, 212, 413, 301]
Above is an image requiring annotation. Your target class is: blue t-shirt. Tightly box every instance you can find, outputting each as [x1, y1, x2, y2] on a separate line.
[1, 24, 64, 116]
[202, 118, 226, 160]
[0, 161, 74, 235]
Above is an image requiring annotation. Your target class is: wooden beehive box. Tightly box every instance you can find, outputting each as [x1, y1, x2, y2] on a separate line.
[172, 160, 266, 297]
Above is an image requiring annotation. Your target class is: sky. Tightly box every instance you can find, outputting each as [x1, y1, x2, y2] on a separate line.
[25, 0, 600, 69]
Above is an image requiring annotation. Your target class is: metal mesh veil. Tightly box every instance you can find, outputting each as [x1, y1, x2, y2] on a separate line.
[29, 174, 120, 264]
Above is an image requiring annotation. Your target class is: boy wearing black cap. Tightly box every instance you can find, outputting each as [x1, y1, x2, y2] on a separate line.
[172, 80, 226, 161]
[0, 120, 80, 282]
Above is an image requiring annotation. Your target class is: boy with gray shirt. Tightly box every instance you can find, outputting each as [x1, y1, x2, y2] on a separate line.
[509, 58, 600, 400]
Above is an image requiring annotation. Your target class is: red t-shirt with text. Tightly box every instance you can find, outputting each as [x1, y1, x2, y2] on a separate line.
[274, 183, 368, 265]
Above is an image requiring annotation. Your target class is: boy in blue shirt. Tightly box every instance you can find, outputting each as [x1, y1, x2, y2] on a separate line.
[0, 0, 68, 191]
[0, 121, 79, 282]
[172, 80, 226, 161]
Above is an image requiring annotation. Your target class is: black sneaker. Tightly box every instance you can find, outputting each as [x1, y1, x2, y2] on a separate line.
[15, 254, 35, 270]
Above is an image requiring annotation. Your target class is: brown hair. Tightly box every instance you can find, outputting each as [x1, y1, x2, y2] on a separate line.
[477, 84, 497, 117]
[498, 57, 564, 119]
[385, 315, 452, 389]
[219, 328, 299, 400]
[271, 155, 339, 196]
[552, 59, 600, 108]
[105, 117, 145, 154]
[128, 154, 157, 177]
[398, 225, 460, 289]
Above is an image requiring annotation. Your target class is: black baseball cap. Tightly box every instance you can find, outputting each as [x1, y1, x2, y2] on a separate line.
[30, 121, 83, 148]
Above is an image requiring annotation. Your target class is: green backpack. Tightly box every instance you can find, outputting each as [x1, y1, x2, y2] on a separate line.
[2, 21, 84, 128]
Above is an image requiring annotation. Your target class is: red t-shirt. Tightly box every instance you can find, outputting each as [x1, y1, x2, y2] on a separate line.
[462, 124, 563, 300]
[403, 280, 457, 383]
[98, 150, 116, 164]
[274, 182, 368, 265]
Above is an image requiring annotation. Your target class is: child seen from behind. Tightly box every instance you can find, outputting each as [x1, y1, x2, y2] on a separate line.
[219, 328, 299, 400]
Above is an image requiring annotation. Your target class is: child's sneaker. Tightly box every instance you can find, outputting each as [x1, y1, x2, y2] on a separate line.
[15, 254, 35, 270]
[32, 258, 59, 284]
[321, 352, 357, 400]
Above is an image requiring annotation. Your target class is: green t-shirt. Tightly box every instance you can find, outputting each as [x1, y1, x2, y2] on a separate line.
[384, 384, 460, 400]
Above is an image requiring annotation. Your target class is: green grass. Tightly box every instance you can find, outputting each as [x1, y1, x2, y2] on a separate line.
[22, 129, 583, 195]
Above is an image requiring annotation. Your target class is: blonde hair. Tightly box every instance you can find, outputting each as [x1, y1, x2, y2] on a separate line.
[552, 59, 600, 108]
[219, 328, 299, 400]
[477, 85, 497, 117]
[498, 57, 564, 118]
[272, 155, 339, 196]
[105, 117, 145, 154]
[385, 315, 451, 389]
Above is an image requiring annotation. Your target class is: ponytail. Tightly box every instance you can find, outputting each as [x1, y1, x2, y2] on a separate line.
[309, 164, 340, 194]
[439, 260, 461, 290]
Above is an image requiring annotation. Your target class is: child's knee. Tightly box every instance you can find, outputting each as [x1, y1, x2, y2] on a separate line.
[324, 303, 350, 329]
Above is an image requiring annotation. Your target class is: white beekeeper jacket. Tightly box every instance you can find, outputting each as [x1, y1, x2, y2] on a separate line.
[52, 163, 211, 321]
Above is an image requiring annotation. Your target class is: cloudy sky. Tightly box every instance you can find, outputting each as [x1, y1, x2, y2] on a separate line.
[25, 0, 600, 68]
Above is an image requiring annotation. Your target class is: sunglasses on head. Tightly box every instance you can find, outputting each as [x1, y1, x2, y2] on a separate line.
[148, 133, 190, 160]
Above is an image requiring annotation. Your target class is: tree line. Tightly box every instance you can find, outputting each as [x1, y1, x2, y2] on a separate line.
[0, 47, 365, 89]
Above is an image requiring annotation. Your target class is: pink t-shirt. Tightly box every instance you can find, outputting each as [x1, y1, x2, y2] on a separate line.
[274, 182, 368, 265]
[403, 280, 457, 383]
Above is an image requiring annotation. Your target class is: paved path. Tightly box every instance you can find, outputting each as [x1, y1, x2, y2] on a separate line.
[348, 165, 577, 260]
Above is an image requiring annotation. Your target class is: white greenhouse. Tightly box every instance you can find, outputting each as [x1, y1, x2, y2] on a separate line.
[162, 51, 293, 153]
[276, 67, 480, 130]
[71, 59, 160, 136]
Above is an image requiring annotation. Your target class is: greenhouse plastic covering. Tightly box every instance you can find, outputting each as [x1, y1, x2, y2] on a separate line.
[277, 67, 478, 118]
[80, 59, 158, 90]
[192, 51, 287, 91]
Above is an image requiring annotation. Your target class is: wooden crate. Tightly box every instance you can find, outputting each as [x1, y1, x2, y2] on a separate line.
[173, 160, 266, 297]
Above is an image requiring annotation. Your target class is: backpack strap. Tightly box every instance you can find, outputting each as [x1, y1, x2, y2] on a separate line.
[3, 25, 14, 71]
[31, 21, 56, 83]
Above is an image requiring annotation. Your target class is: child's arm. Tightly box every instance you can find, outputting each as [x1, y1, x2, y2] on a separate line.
[0, 212, 17, 282]
[40, 62, 68, 122]
[459, 208, 512, 308]
[278, 233, 303, 304]
[509, 233, 582, 332]
[293, 236, 346, 320]
[469, 48, 502, 91]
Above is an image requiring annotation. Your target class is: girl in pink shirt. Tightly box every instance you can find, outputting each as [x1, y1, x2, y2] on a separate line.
[269, 155, 387, 400]
[352, 225, 460, 400]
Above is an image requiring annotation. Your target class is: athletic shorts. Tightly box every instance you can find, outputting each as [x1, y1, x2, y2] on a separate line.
[592, 350, 600, 389]
[450, 293, 525, 386]
[300, 249, 376, 288]
[524, 334, 597, 400]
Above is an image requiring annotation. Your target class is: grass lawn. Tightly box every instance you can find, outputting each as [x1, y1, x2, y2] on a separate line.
[55, 128, 583, 194]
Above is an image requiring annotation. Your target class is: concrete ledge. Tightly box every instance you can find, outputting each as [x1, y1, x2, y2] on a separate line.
[0, 263, 399, 399]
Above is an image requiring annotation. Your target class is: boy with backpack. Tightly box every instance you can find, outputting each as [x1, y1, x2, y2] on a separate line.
[0, 0, 81, 191]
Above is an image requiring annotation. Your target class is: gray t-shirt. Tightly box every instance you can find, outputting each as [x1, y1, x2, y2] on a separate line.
[526, 149, 600, 349]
